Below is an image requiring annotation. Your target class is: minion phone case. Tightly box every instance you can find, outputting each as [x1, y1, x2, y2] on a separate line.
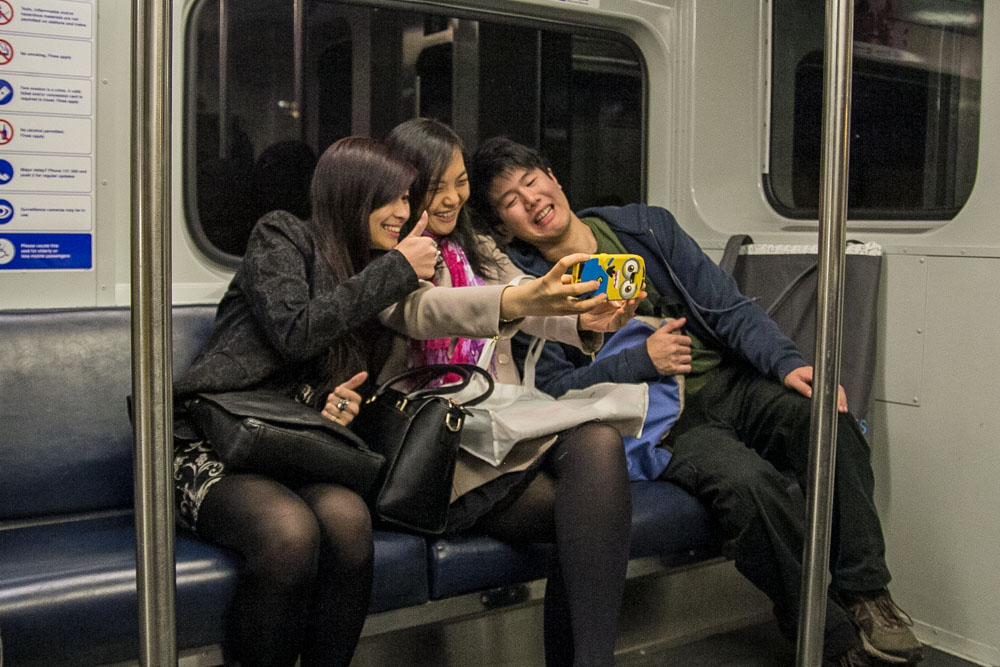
[571, 254, 645, 300]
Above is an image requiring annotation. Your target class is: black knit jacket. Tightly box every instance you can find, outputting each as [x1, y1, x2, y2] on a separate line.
[175, 210, 419, 402]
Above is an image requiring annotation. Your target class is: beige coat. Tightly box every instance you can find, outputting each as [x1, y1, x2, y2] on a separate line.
[377, 234, 601, 500]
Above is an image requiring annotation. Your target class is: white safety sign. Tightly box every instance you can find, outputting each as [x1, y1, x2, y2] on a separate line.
[0, 0, 94, 272]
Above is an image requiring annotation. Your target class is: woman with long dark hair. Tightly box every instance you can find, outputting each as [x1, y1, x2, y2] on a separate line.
[173, 137, 437, 667]
[385, 118, 636, 667]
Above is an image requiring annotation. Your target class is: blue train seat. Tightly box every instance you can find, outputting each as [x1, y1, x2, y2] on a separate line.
[0, 305, 715, 666]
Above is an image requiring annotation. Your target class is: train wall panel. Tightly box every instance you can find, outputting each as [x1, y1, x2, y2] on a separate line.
[873, 255, 1000, 666]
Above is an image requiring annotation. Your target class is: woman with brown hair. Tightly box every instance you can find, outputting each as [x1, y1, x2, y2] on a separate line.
[385, 118, 637, 667]
[173, 137, 437, 667]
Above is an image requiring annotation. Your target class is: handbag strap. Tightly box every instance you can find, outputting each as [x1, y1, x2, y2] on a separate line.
[473, 272, 528, 373]
[520, 336, 546, 389]
[477, 334, 545, 389]
[477, 336, 498, 371]
[374, 363, 495, 407]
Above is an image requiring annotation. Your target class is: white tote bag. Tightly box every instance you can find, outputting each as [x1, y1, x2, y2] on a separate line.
[454, 336, 648, 467]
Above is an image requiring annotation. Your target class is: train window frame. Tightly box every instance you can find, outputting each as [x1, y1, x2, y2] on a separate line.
[182, 0, 648, 267]
[763, 0, 982, 222]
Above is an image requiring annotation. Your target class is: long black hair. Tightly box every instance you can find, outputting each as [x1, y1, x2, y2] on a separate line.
[385, 118, 498, 278]
[468, 136, 551, 234]
[308, 136, 416, 376]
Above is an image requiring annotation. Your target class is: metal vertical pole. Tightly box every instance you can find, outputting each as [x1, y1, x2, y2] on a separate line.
[293, 0, 305, 127]
[795, 0, 853, 665]
[534, 31, 543, 148]
[131, 0, 177, 665]
[452, 20, 481, 150]
[218, 0, 230, 159]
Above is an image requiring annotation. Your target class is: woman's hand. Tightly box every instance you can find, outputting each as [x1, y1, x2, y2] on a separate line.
[500, 253, 609, 320]
[395, 213, 438, 279]
[321, 371, 368, 426]
[578, 291, 645, 332]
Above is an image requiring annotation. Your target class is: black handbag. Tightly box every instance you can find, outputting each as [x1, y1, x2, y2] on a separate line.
[352, 364, 494, 535]
[185, 389, 386, 497]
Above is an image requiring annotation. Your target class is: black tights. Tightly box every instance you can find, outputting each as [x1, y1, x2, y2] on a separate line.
[476, 423, 632, 667]
[196, 475, 374, 667]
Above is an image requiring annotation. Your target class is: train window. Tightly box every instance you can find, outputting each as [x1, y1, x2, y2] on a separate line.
[766, 0, 982, 220]
[185, 0, 644, 262]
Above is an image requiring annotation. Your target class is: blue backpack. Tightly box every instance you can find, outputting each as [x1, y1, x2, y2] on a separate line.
[595, 318, 682, 480]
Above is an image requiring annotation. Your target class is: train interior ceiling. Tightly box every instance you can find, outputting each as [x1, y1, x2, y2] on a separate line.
[0, 0, 998, 666]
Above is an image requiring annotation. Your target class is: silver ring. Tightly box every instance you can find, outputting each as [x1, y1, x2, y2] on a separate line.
[435, 251, 443, 263]
[336, 398, 350, 411]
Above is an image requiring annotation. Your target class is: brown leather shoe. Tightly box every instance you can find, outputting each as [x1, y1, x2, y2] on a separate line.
[843, 589, 923, 664]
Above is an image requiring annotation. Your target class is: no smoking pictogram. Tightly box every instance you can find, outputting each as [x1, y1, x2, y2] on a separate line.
[0, 40, 12, 66]
[0, 1, 12, 26]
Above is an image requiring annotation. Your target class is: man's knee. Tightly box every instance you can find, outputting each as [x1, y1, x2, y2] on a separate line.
[725, 456, 792, 507]
[771, 388, 813, 430]
[836, 412, 872, 458]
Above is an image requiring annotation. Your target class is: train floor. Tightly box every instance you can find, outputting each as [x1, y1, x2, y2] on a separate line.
[618, 620, 978, 667]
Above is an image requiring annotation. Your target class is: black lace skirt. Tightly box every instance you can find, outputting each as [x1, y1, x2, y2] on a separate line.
[173, 438, 227, 532]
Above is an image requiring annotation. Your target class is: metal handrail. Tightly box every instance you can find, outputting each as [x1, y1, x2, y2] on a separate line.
[795, 0, 854, 665]
[218, 0, 230, 160]
[131, 0, 177, 665]
[294, 0, 305, 128]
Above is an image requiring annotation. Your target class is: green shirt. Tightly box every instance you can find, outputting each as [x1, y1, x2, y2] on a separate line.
[581, 216, 722, 395]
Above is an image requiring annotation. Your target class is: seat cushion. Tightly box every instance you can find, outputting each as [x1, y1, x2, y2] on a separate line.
[0, 515, 240, 667]
[427, 536, 554, 600]
[0, 518, 430, 665]
[628, 481, 717, 561]
[427, 481, 717, 600]
[370, 530, 430, 613]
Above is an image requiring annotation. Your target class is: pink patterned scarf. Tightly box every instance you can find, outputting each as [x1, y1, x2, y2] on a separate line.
[411, 236, 488, 385]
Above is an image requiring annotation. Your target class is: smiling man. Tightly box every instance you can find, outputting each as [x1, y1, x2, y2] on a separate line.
[468, 136, 922, 667]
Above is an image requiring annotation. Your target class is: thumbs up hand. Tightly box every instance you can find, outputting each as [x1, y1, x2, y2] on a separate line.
[395, 212, 438, 279]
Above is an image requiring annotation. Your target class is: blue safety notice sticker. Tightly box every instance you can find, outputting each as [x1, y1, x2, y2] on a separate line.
[0, 198, 13, 224]
[0, 233, 92, 269]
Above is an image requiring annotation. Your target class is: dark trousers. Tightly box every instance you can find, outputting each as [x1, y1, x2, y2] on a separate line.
[660, 364, 891, 659]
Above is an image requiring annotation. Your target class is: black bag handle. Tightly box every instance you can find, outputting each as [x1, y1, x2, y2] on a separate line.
[719, 234, 754, 275]
[373, 363, 495, 408]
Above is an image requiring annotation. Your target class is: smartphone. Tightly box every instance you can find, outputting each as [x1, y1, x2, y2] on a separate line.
[570, 254, 645, 300]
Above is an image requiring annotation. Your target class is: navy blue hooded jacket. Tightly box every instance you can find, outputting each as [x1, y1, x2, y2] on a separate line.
[505, 204, 806, 397]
